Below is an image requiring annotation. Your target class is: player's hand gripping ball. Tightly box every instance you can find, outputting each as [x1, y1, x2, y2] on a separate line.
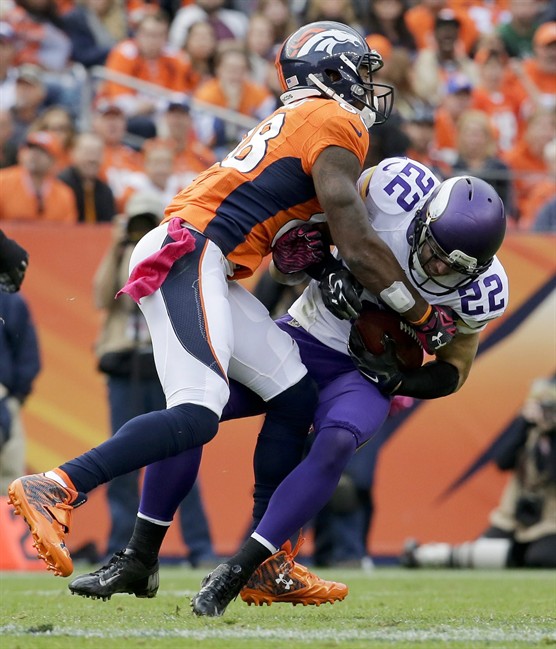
[353, 302, 424, 371]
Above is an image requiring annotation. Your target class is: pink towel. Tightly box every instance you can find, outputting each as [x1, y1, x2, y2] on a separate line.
[116, 217, 196, 304]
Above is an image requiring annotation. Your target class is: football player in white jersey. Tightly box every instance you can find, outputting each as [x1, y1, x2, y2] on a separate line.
[68, 158, 509, 616]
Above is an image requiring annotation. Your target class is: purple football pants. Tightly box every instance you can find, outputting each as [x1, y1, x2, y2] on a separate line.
[139, 316, 390, 549]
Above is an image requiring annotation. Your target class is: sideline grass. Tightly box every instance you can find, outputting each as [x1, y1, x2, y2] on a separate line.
[1, 567, 555, 648]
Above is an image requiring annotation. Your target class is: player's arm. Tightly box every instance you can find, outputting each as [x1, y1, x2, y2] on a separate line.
[434, 331, 479, 391]
[312, 147, 456, 349]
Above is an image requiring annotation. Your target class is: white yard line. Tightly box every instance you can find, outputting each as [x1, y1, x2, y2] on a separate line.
[1, 624, 555, 643]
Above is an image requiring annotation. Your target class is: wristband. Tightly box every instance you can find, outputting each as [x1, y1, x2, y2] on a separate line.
[408, 305, 433, 327]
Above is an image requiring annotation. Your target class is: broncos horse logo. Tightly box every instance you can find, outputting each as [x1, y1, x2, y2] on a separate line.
[286, 27, 361, 58]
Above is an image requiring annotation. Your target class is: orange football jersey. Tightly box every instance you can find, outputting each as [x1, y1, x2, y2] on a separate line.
[164, 98, 369, 279]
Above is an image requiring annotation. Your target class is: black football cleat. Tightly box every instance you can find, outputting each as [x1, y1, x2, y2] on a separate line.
[68, 548, 159, 601]
[190, 563, 249, 617]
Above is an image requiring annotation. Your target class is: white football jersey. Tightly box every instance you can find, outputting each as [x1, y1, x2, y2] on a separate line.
[288, 157, 509, 355]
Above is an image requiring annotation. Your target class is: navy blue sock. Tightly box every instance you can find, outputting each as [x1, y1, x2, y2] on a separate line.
[139, 446, 203, 521]
[251, 373, 318, 528]
[60, 404, 218, 493]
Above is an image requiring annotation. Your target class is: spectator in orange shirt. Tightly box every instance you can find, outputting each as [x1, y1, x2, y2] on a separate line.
[412, 9, 479, 107]
[4, 0, 72, 72]
[118, 138, 181, 213]
[180, 20, 218, 93]
[519, 137, 556, 230]
[100, 11, 192, 139]
[193, 44, 275, 159]
[27, 105, 77, 171]
[156, 99, 216, 189]
[448, 0, 507, 37]
[503, 107, 556, 227]
[451, 109, 513, 216]
[471, 43, 525, 152]
[511, 22, 556, 115]
[92, 102, 144, 205]
[0, 131, 78, 222]
[405, 0, 479, 55]
[433, 74, 474, 165]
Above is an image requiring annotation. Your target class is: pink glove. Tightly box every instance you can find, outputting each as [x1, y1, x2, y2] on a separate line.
[272, 224, 325, 274]
[410, 305, 458, 354]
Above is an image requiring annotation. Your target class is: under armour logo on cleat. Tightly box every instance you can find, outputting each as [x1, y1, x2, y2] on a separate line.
[275, 573, 294, 590]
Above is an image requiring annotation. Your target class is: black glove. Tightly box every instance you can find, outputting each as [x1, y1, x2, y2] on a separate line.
[0, 231, 29, 293]
[312, 255, 363, 320]
[348, 326, 403, 394]
[410, 305, 457, 354]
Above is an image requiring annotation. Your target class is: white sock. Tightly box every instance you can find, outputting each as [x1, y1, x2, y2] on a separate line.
[251, 532, 279, 554]
[44, 470, 68, 488]
[137, 512, 172, 526]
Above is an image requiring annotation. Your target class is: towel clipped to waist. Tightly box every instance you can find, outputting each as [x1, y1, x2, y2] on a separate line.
[116, 217, 196, 304]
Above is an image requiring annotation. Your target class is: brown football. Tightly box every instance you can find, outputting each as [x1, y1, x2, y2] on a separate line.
[354, 302, 424, 371]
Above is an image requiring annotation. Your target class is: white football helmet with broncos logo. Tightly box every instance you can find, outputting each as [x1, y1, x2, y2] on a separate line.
[275, 21, 394, 129]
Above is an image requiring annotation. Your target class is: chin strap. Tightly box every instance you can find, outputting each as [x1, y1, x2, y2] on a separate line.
[305, 74, 376, 130]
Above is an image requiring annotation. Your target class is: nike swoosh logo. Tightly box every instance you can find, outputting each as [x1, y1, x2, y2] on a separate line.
[350, 123, 363, 138]
[367, 375, 379, 383]
[99, 572, 121, 587]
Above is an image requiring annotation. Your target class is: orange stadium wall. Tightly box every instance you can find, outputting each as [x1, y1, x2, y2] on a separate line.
[1, 223, 555, 563]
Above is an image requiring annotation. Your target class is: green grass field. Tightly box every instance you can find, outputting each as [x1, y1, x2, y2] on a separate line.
[1, 566, 555, 649]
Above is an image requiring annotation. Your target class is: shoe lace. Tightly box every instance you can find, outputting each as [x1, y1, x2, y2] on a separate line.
[90, 550, 128, 578]
[279, 536, 306, 574]
[205, 566, 246, 602]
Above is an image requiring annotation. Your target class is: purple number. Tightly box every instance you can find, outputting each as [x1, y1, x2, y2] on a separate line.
[484, 274, 505, 311]
[384, 161, 436, 212]
[459, 274, 505, 316]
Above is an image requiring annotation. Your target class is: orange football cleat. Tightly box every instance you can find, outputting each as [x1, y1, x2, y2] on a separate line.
[240, 537, 348, 607]
[8, 474, 85, 577]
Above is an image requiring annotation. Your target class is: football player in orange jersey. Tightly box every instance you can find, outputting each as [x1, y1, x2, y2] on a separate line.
[8, 21, 457, 603]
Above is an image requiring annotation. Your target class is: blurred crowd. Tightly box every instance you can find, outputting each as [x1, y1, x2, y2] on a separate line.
[0, 0, 554, 230]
